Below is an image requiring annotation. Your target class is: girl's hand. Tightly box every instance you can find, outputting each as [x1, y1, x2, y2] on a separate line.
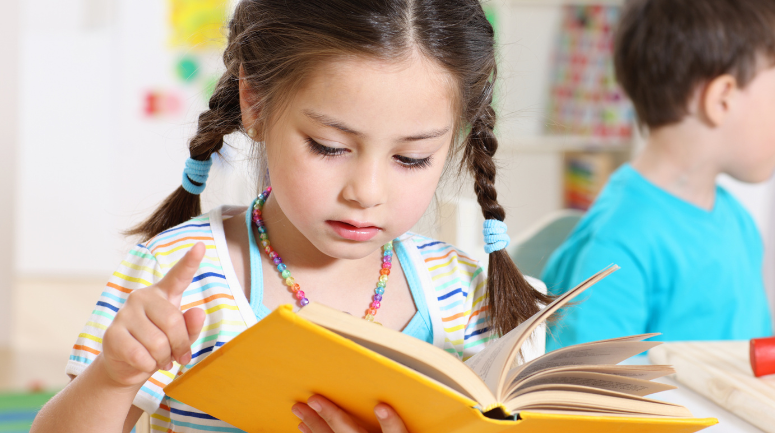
[100, 243, 207, 388]
[292, 396, 409, 433]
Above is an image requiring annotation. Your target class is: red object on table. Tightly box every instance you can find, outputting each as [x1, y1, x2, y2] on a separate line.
[750, 336, 775, 377]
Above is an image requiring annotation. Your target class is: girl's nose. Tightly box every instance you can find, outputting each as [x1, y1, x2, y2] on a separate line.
[342, 158, 387, 209]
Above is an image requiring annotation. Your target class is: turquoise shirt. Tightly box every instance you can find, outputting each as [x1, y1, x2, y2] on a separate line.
[542, 164, 773, 352]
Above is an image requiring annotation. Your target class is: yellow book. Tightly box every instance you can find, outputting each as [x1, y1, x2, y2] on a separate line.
[164, 266, 718, 432]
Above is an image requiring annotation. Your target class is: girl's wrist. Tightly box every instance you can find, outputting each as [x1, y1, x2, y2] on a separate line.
[89, 355, 147, 396]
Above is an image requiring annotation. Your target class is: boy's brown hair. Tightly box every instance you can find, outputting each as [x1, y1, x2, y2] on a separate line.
[614, 0, 775, 128]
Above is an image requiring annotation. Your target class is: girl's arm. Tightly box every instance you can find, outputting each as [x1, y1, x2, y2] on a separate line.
[31, 361, 143, 433]
[31, 244, 207, 433]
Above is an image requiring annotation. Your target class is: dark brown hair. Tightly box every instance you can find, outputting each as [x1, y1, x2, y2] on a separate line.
[128, 0, 551, 336]
[614, 0, 775, 128]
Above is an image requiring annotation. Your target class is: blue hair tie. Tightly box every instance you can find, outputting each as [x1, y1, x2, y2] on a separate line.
[181, 155, 214, 195]
[483, 219, 510, 254]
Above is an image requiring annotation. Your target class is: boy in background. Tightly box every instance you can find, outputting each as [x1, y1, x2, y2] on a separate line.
[543, 0, 774, 351]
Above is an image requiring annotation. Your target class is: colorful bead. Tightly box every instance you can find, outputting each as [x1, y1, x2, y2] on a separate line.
[252, 186, 389, 317]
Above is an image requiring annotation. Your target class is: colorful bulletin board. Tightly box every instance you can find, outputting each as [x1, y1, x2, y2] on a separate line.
[169, 0, 229, 50]
[546, 5, 633, 210]
[143, 0, 229, 119]
[545, 5, 633, 138]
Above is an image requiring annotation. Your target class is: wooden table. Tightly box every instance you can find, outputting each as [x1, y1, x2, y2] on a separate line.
[648, 341, 775, 433]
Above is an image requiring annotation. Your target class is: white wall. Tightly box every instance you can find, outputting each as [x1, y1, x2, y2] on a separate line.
[0, 0, 20, 348]
[15, 0, 249, 278]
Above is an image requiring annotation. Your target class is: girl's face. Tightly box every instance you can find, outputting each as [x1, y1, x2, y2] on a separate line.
[260, 53, 456, 259]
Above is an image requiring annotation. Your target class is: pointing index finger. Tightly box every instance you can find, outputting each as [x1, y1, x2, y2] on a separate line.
[156, 242, 206, 306]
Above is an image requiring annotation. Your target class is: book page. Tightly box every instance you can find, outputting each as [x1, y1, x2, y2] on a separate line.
[506, 340, 661, 385]
[503, 384, 693, 417]
[507, 371, 675, 398]
[463, 313, 537, 395]
[298, 302, 498, 408]
[464, 265, 619, 398]
[510, 364, 674, 383]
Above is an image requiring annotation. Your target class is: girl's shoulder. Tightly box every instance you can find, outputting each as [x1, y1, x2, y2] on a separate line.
[394, 232, 486, 287]
[394, 233, 490, 359]
[139, 207, 233, 270]
[395, 232, 483, 266]
[395, 232, 546, 361]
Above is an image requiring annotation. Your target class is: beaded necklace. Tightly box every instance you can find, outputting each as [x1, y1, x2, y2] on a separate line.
[251, 187, 393, 322]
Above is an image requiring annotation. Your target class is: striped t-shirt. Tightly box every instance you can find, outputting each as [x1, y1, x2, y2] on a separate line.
[67, 205, 545, 432]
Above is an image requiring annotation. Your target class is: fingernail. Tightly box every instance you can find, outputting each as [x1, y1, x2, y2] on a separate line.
[308, 400, 322, 412]
[375, 407, 388, 419]
[165, 362, 173, 371]
[181, 351, 191, 365]
[292, 407, 303, 420]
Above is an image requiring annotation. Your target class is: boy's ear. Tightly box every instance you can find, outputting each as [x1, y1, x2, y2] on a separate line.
[701, 74, 738, 127]
[239, 65, 261, 135]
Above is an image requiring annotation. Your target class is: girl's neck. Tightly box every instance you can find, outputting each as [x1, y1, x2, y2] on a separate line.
[631, 122, 721, 211]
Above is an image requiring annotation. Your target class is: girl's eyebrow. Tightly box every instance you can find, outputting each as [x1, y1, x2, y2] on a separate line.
[303, 109, 450, 142]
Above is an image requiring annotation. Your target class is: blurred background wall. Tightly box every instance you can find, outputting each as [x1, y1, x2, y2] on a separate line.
[0, 0, 20, 351]
[2, 0, 775, 394]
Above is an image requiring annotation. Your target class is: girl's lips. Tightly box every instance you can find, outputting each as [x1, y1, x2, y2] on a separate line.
[326, 220, 381, 241]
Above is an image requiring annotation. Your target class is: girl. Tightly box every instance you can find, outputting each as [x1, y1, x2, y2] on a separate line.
[32, 0, 550, 432]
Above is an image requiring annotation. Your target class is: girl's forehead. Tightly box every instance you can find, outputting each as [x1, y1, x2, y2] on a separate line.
[289, 54, 458, 135]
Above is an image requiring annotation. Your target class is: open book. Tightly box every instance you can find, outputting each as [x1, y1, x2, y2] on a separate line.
[164, 265, 716, 432]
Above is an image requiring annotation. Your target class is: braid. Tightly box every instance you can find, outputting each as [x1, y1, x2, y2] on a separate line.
[125, 72, 242, 241]
[463, 82, 554, 338]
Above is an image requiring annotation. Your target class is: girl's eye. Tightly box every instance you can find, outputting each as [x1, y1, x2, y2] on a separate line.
[306, 138, 347, 158]
[307, 137, 432, 170]
[394, 154, 433, 170]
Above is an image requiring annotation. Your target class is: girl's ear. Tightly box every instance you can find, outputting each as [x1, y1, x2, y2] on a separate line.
[239, 65, 261, 135]
[701, 74, 738, 127]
